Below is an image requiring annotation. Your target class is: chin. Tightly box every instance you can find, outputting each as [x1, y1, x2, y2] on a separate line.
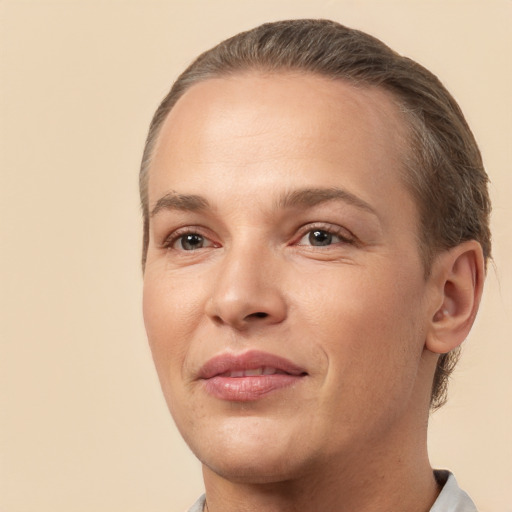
[200, 446, 319, 485]
[180, 416, 317, 484]
[204, 456, 299, 485]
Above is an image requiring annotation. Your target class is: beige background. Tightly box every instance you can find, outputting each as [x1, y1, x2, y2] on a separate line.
[1, 1, 510, 511]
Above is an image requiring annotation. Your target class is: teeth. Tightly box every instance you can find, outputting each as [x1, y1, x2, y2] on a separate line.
[244, 368, 263, 376]
[224, 367, 279, 377]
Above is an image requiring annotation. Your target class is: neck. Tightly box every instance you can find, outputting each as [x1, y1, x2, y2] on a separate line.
[201, 403, 440, 512]
[202, 442, 440, 512]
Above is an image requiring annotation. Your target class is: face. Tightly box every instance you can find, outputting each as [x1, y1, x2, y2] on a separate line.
[143, 73, 437, 484]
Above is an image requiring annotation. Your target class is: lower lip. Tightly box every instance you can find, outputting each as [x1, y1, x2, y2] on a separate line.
[203, 374, 304, 401]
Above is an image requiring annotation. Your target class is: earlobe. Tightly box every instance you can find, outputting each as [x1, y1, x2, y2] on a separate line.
[426, 240, 485, 355]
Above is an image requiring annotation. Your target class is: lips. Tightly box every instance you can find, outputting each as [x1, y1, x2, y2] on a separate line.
[199, 350, 307, 401]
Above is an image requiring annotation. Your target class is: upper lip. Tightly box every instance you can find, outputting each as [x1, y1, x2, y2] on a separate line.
[198, 350, 307, 379]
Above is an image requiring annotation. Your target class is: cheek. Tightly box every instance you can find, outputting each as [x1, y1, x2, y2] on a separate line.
[142, 264, 217, 394]
[297, 263, 426, 383]
[142, 272, 194, 377]
[142, 273, 199, 424]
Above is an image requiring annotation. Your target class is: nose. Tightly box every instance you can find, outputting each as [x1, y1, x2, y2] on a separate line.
[205, 243, 287, 331]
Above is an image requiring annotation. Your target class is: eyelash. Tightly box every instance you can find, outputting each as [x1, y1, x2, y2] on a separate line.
[162, 226, 218, 251]
[294, 223, 356, 247]
[162, 223, 356, 252]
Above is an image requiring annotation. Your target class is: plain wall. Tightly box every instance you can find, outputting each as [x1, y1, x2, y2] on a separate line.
[1, 1, 511, 511]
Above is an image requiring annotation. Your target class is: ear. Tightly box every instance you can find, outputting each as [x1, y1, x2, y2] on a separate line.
[426, 240, 485, 355]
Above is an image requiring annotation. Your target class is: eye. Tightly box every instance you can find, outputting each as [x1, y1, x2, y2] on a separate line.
[296, 227, 353, 247]
[173, 233, 214, 251]
[306, 230, 335, 246]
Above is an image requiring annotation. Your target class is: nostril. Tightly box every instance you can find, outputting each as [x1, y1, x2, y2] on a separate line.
[251, 312, 268, 319]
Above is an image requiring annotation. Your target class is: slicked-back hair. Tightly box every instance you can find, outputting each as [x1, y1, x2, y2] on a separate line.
[139, 19, 491, 410]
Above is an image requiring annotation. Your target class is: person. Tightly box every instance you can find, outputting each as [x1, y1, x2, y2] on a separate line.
[139, 19, 491, 512]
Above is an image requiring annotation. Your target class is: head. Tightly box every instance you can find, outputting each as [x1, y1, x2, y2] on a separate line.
[139, 19, 490, 411]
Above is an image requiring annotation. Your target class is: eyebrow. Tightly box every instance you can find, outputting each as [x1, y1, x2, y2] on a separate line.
[150, 192, 210, 217]
[277, 187, 378, 216]
[150, 187, 377, 218]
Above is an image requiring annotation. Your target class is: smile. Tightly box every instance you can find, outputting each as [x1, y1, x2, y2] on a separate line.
[199, 351, 307, 401]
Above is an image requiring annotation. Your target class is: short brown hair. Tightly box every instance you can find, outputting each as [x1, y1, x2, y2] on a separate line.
[139, 19, 491, 410]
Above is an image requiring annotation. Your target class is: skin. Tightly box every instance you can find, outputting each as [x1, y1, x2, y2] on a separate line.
[143, 73, 484, 512]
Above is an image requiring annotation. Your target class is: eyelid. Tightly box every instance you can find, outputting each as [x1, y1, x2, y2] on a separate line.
[293, 222, 357, 246]
[158, 222, 357, 250]
[161, 225, 220, 250]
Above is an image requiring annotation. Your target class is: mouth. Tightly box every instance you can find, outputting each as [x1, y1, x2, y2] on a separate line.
[198, 350, 308, 401]
[218, 367, 290, 377]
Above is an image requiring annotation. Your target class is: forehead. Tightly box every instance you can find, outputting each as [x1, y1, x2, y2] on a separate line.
[149, 72, 412, 212]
